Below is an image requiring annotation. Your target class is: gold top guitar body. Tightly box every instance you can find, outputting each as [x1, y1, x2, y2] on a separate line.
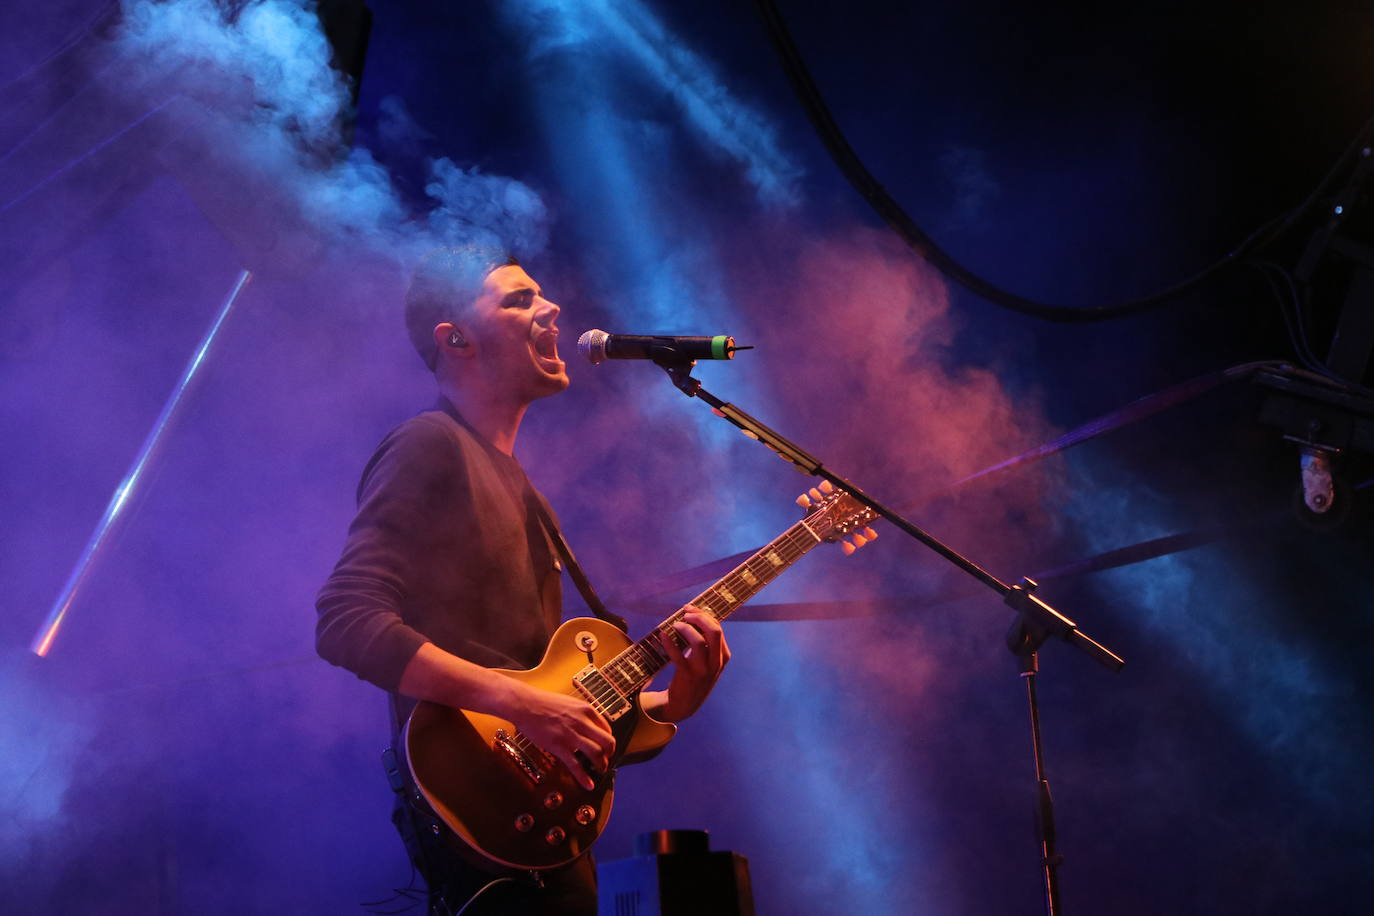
[404, 484, 877, 871]
[404, 616, 671, 870]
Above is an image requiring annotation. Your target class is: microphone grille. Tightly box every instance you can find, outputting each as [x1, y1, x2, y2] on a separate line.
[578, 329, 610, 365]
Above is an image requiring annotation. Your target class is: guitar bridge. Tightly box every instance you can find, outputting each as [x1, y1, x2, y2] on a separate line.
[494, 728, 547, 784]
[573, 666, 632, 720]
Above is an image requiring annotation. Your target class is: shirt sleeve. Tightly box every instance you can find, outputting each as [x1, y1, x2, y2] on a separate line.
[314, 416, 462, 691]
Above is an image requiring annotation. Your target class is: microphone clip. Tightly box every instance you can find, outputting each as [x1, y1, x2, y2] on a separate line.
[656, 355, 704, 397]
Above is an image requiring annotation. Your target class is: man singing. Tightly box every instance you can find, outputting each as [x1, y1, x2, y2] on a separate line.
[316, 247, 730, 914]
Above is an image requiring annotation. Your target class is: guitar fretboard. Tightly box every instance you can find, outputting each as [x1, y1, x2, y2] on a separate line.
[599, 516, 824, 699]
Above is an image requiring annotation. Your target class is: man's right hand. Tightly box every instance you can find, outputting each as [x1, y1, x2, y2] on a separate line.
[398, 643, 615, 791]
[504, 680, 614, 791]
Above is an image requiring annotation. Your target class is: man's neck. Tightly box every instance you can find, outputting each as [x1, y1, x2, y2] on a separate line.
[436, 376, 527, 456]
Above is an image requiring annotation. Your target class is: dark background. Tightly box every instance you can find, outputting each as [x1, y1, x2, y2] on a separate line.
[3, 1, 1372, 913]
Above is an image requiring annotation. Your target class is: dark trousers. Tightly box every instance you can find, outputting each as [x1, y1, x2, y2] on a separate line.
[392, 797, 597, 915]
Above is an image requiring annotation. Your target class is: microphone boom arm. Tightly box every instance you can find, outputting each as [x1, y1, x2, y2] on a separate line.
[654, 356, 1124, 671]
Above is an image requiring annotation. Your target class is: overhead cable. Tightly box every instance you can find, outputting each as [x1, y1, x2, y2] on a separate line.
[754, 0, 1374, 321]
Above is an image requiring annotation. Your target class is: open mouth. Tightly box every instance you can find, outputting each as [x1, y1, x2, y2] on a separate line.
[531, 330, 563, 372]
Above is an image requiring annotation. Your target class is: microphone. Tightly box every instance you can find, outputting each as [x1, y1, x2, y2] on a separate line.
[578, 329, 748, 365]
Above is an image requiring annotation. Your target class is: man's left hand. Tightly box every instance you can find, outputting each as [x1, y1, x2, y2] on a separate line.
[644, 606, 730, 722]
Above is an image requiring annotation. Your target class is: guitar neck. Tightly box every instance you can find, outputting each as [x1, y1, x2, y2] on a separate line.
[601, 516, 824, 696]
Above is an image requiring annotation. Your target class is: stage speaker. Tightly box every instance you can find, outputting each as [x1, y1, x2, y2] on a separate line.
[597, 829, 754, 916]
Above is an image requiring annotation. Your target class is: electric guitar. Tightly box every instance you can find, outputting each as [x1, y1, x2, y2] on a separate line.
[403, 481, 878, 871]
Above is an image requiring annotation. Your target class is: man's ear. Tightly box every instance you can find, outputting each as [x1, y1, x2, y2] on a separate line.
[433, 322, 472, 358]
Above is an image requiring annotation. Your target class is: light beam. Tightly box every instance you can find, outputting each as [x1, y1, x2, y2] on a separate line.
[30, 268, 253, 657]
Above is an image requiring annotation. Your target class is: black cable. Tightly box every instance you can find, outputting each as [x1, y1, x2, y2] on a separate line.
[1276, 263, 1327, 371]
[1252, 259, 1374, 397]
[1250, 261, 1320, 371]
[754, 0, 1374, 321]
[1254, 262, 1322, 370]
[361, 862, 426, 914]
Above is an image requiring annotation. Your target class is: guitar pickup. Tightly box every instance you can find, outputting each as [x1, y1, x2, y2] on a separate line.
[494, 728, 546, 785]
[573, 666, 633, 720]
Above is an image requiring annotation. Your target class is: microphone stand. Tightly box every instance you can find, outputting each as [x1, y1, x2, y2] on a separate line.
[653, 357, 1125, 916]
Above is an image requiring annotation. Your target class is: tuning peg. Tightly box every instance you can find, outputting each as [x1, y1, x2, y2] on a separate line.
[840, 539, 857, 556]
[818, 480, 834, 494]
[863, 527, 878, 540]
[808, 487, 823, 502]
[796, 493, 812, 508]
[852, 532, 868, 548]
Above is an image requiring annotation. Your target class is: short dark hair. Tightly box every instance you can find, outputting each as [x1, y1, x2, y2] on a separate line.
[404, 246, 518, 370]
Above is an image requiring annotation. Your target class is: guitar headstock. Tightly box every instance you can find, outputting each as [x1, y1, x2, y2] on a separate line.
[796, 480, 880, 555]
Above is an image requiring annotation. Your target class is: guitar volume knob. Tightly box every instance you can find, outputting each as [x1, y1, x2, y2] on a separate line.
[514, 813, 535, 832]
[545, 826, 566, 845]
[544, 792, 563, 809]
[575, 805, 596, 824]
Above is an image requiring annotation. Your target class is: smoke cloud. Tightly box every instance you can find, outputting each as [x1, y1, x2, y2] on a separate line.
[114, 0, 548, 262]
[2, 3, 555, 910]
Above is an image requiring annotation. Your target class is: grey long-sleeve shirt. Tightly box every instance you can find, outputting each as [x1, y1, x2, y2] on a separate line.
[315, 400, 562, 720]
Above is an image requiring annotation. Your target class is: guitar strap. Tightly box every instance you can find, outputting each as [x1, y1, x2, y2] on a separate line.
[433, 394, 626, 634]
[521, 483, 628, 633]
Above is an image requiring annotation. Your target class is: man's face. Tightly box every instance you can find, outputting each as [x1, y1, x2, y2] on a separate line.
[461, 264, 569, 401]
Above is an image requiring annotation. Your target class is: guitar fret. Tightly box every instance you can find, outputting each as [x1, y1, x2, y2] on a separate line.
[598, 505, 853, 696]
[730, 566, 765, 593]
[577, 667, 631, 719]
[662, 624, 688, 651]
[618, 655, 646, 682]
